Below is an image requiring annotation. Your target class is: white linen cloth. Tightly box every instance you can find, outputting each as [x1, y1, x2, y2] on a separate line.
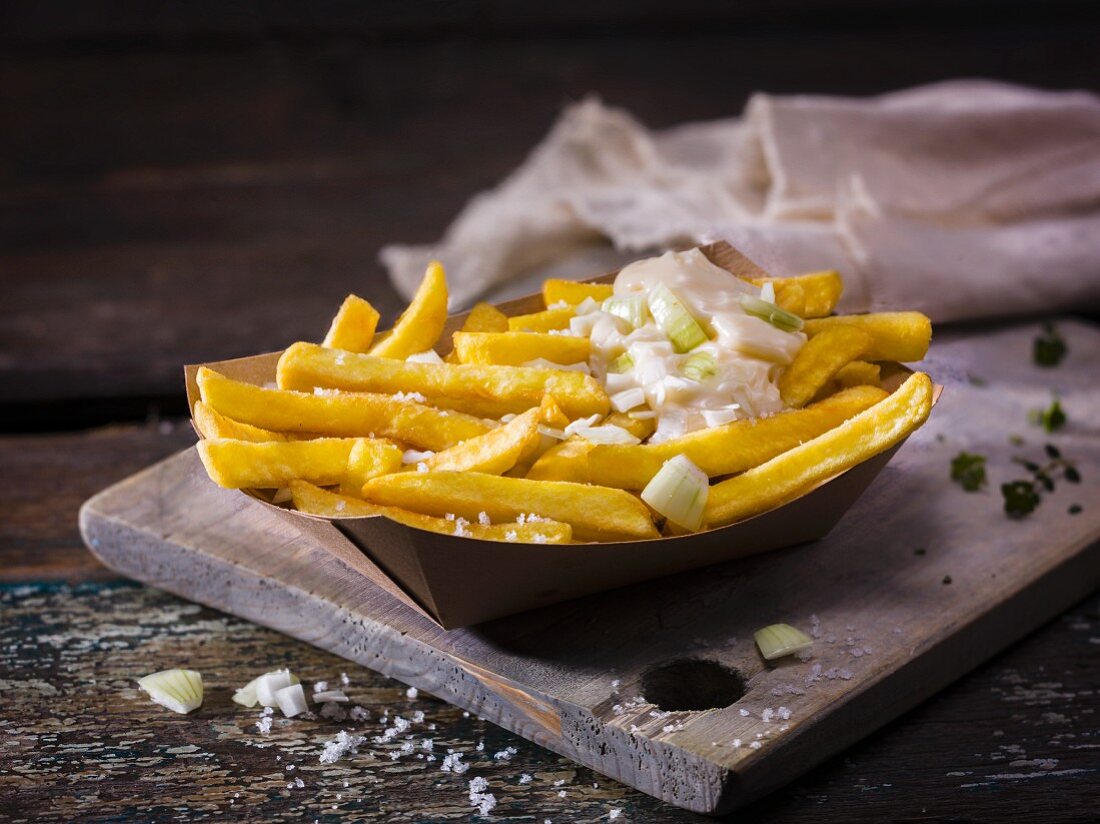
[381, 81, 1100, 322]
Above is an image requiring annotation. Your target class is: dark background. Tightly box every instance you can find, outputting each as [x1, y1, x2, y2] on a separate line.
[4, 0, 1100, 430]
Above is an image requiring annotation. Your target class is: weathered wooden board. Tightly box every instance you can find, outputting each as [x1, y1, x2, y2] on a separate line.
[79, 320, 1100, 814]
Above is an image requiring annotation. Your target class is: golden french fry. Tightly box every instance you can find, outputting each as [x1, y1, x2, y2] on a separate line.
[277, 342, 609, 419]
[749, 271, 843, 318]
[705, 372, 933, 528]
[323, 295, 380, 352]
[802, 312, 932, 362]
[452, 332, 590, 366]
[530, 385, 887, 488]
[834, 361, 881, 388]
[290, 481, 572, 543]
[778, 325, 874, 408]
[605, 412, 657, 441]
[423, 400, 548, 475]
[197, 367, 491, 451]
[369, 261, 448, 359]
[193, 400, 289, 442]
[198, 438, 360, 488]
[340, 438, 404, 496]
[507, 307, 574, 333]
[542, 279, 614, 307]
[444, 302, 510, 363]
[361, 471, 658, 541]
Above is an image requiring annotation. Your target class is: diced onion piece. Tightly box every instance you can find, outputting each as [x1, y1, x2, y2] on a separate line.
[573, 424, 641, 445]
[406, 349, 444, 365]
[759, 281, 776, 304]
[681, 351, 716, 383]
[254, 669, 300, 707]
[610, 352, 635, 374]
[275, 683, 309, 718]
[137, 668, 203, 715]
[271, 487, 293, 505]
[701, 407, 740, 428]
[754, 623, 813, 660]
[563, 414, 603, 436]
[601, 296, 649, 330]
[610, 387, 647, 413]
[740, 294, 804, 333]
[312, 690, 350, 704]
[647, 283, 708, 353]
[640, 454, 708, 531]
[574, 296, 601, 315]
[402, 448, 436, 464]
[232, 677, 260, 708]
[628, 410, 657, 420]
[569, 313, 600, 337]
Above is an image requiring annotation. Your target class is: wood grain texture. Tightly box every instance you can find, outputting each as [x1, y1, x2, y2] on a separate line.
[79, 321, 1100, 813]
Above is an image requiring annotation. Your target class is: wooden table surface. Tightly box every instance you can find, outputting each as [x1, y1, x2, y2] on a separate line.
[2, 7, 1098, 821]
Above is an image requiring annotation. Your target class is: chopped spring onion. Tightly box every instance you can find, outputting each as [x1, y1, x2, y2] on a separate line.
[754, 623, 813, 660]
[601, 295, 649, 330]
[610, 352, 635, 373]
[254, 669, 301, 707]
[681, 351, 716, 382]
[137, 668, 203, 715]
[640, 454, 709, 531]
[647, 283, 709, 353]
[313, 690, 350, 704]
[740, 294, 804, 333]
[610, 387, 648, 413]
[274, 683, 309, 718]
[572, 424, 641, 445]
[759, 281, 776, 304]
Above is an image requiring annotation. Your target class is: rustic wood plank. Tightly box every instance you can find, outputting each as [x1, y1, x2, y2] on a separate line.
[2, 578, 1096, 822]
[78, 320, 1100, 813]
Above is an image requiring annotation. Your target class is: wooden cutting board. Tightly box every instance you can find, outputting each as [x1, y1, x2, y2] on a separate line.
[80, 320, 1100, 815]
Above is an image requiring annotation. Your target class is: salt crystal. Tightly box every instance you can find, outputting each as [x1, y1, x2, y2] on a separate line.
[761, 708, 774, 723]
[739, 709, 750, 717]
[468, 776, 497, 816]
[611, 679, 621, 689]
[314, 681, 328, 693]
[558, 790, 567, 798]
[493, 746, 518, 761]
[412, 710, 425, 723]
[519, 774, 533, 784]
[441, 752, 469, 774]
[609, 810, 622, 820]
[406, 687, 418, 699]
[340, 673, 350, 686]
[319, 730, 367, 765]
[349, 706, 369, 721]
[732, 739, 741, 748]
[256, 716, 272, 734]
[749, 741, 762, 750]
[777, 707, 792, 721]
[478, 511, 491, 526]
[505, 530, 518, 542]
[294, 777, 304, 788]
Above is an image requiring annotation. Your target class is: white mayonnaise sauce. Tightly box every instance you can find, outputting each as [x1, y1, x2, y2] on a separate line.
[582, 249, 805, 442]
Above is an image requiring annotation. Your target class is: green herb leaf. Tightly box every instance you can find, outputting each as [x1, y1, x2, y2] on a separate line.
[1002, 480, 1041, 518]
[1033, 323, 1067, 367]
[1030, 397, 1066, 433]
[951, 451, 987, 492]
[1064, 465, 1081, 483]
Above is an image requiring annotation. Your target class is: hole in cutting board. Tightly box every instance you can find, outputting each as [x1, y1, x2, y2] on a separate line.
[641, 659, 745, 711]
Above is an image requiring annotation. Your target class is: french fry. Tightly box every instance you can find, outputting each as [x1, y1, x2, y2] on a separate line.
[778, 325, 874, 408]
[192, 400, 289, 442]
[834, 361, 881, 388]
[423, 397, 561, 475]
[542, 279, 614, 307]
[802, 312, 932, 362]
[452, 332, 590, 366]
[749, 271, 843, 318]
[529, 386, 887, 488]
[197, 367, 491, 451]
[290, 481, 572, 543]
[605, 412, 657, 441]
[323, 295, 380, 352]
[361, 472, 659, 541]
[341, 438, 404, 496]
[444, 302, 510, 363]
[198, 438, 360, 489]
[277, 342, 610, 419]
[369, 261, 449, 359]
[705, 372, 933, 527]
[507, 307, 574, 333]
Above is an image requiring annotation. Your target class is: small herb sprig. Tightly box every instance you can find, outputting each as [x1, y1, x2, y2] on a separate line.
[950, 451, 987, 491]
[1002, 443, 1081, 518]
[1029, 396, 1067, 433]
[1033, 323, 1067, 367]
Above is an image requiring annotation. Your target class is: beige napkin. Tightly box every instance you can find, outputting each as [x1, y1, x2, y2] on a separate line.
[381, 81, 1100, 321]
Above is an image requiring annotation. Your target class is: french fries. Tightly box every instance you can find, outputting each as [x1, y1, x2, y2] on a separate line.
[704, 372, 933, 528]
[277, 342, 609, 419]
[197, 366, 492, 451]
[749, 271, 842, 319]
[191, 243, 935, 545]
[198, 438, 361, 489]
[360, 472, 660, 541]
[290, 481, 572, 543]
[527, 386, 887, 488]
[451, 332, 590, 366]
[802, 312, 932, 362]
[542, 279, 614, 307]
[323, 295, 380, 352]
[778, 325, 873, 408]
[369, 261, 448, 359]
[192, 400, 289, 442]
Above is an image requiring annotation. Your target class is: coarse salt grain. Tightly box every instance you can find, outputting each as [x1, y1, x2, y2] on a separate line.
[738, 709, 750, 717]
[519, 774, 533, 784]
[441, 752, 469, 774]
[319, 730, 367, 765]
[749, 741, 762, 750]
[313, 681, 328, 693]
[394, 391, 428, 404]
[406, 687, 418, 699]
[505, 530, 518, 542]
[493, 746, 518, 761]
[478, 511, 491, 526]
[609, 810, 622, 820]
[468, 776, 497, 816]
[256, 716, 272, 734]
